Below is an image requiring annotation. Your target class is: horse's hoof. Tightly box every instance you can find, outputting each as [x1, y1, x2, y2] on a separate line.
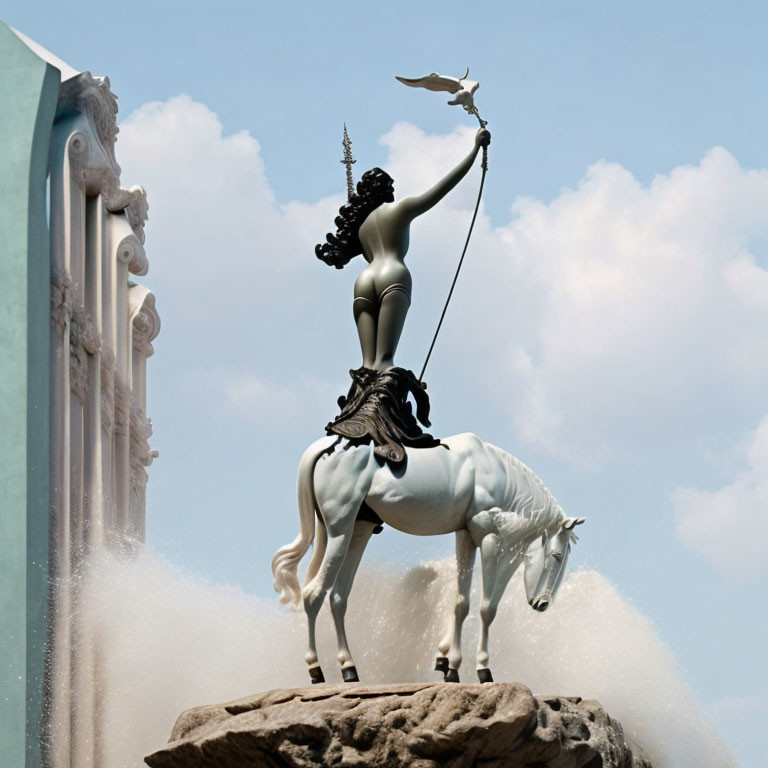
[435, 656, 449, 674]
[477, 668, 493, 684]
[444, 668, 460, 683]
[309, 665, 325, 684]
[342, 666, 359, 683]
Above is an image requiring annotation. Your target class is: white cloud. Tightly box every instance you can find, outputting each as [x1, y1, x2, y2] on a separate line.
[117, 94, 354, 437]
[447, 148, 768, 460]
[672, 416, 768, 579]
[182, 369, 337, 431]
[380, 121, 481, 208]
[117, 94, 342, 329]
[117, 95, 768, 467]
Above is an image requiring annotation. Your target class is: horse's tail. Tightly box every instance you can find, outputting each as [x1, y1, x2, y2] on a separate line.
[303, 515, 327, 588]
[271, 438, 335, 608]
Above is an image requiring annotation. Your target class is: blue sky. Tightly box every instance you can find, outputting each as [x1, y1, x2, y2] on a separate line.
[6, 1, 768, 764]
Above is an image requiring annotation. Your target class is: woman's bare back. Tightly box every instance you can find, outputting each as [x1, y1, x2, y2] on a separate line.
[348, 128, 489, 371]
[356, 204, 413, 299]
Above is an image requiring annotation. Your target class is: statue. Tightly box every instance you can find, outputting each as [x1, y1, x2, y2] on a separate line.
[272, 434, 585, 685]
[315, 128, 490, 373]
[315, 75, 490, 464]
[273, 70, 587, 686]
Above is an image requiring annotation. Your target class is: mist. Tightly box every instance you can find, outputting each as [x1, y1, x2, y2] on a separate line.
[75, 548, 736, 767]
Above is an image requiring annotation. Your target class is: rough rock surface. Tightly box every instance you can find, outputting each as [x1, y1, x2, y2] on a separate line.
[145, 682, 652, 768]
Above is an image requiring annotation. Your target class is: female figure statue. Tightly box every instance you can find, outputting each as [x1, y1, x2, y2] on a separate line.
[315, 126, 491, 464]
[316, 127, 491, 371]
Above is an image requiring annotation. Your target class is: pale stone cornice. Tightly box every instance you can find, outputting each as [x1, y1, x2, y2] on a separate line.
[58, 73, 119, 169]
[58, 73, 149, 245]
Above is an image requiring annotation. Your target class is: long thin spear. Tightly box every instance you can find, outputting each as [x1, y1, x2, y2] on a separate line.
[341, 124, 356, 201]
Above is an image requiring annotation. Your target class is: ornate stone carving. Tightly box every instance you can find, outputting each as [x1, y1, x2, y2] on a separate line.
[59, 72, 118, 163]
[67, 130, 87, 158]
[100, 348, 115, 432]
[50, 268, 73, 329]
[68, 321, 93, 403]
[130, 404, 157, 469]
[113, 375, 131, 436]
[129, 402, 158, 518]
[131, 292, 160, 357]
[60, 278, 101, 404]
[128, 284, 161, 371]
[106, 188, 148, 249]
[129, 464, 148, 514]
[117, 234, 148, 277]
[60, 74, 149, 245]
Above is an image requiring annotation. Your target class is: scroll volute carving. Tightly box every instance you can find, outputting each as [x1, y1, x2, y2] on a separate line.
[116, 230, 149, 277]
[59, 72, 149, 245]
[129, 287, 160, 358]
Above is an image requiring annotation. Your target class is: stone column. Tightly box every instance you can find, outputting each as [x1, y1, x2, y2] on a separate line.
[45, 69, 152, 768]
[83, 197, 104, 550]
[128, 286, 160, 542]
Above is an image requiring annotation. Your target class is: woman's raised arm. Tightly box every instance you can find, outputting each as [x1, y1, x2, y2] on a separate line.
[396, 128, 490, 221]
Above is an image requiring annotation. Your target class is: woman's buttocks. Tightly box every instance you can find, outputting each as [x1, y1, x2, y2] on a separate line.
[372, 255, 411, 295]
[356, 255, 412, 302]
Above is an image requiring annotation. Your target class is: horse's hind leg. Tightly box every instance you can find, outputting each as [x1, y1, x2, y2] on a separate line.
[476, 534, 520, 683]
[330, 519, 377, 683]
[303, 446, 374, 684]
[302, 519, 357, 684]
[437, 529, 476, 683]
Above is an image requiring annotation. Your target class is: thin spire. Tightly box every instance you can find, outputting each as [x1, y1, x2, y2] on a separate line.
[340, 123, 356, 201]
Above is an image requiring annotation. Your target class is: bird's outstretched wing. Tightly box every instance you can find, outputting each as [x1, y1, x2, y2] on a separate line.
[395, 73, 461, 94]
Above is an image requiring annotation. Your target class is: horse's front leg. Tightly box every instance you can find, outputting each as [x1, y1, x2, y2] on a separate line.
[437, 528, 476, 683]
[330, 519, 377, 682]
[476, 534, 520, 683]
[302, 520, 356, 684]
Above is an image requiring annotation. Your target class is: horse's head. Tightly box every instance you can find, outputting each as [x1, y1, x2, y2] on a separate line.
[524, 516, 585, 612]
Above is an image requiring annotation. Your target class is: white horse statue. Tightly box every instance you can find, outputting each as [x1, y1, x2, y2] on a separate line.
[272, 433, 584, 684]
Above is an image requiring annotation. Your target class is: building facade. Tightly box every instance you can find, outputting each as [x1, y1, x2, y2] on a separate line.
[0, 23, 160, 768]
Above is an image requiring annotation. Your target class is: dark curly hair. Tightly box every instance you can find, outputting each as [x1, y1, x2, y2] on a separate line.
[315, 168, 394, 269]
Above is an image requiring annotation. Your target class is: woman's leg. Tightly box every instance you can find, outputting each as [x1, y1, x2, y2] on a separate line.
[354, 269, 377, 369]
[375, 285, 410, 370]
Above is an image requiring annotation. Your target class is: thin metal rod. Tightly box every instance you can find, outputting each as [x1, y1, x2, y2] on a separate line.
[341, 123, 356, 201]
[419, 144, 488, 382]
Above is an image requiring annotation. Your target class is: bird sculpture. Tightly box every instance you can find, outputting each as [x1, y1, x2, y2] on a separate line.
[395, 68, 483, 123]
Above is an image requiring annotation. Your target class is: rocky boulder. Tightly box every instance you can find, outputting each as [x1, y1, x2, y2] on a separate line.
[145, 682, 651, 768]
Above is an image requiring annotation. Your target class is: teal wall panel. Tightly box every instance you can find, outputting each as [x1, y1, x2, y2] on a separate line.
[0, 21, 60, 768]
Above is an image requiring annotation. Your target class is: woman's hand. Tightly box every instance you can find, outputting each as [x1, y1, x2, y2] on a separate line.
[475, 128, 491, 148]
[400, 126, 492, 220]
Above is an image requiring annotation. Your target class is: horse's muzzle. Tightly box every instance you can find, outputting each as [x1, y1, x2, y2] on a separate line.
[530, 595, 550, 612]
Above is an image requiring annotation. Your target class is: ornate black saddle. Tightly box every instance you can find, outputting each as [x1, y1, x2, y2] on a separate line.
[325, 366, 441, 466]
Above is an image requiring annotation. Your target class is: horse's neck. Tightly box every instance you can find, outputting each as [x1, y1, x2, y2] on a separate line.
[491, 443, 564, 537]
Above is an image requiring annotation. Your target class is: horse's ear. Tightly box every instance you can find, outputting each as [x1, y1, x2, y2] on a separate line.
[563, 517, 586, 530]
